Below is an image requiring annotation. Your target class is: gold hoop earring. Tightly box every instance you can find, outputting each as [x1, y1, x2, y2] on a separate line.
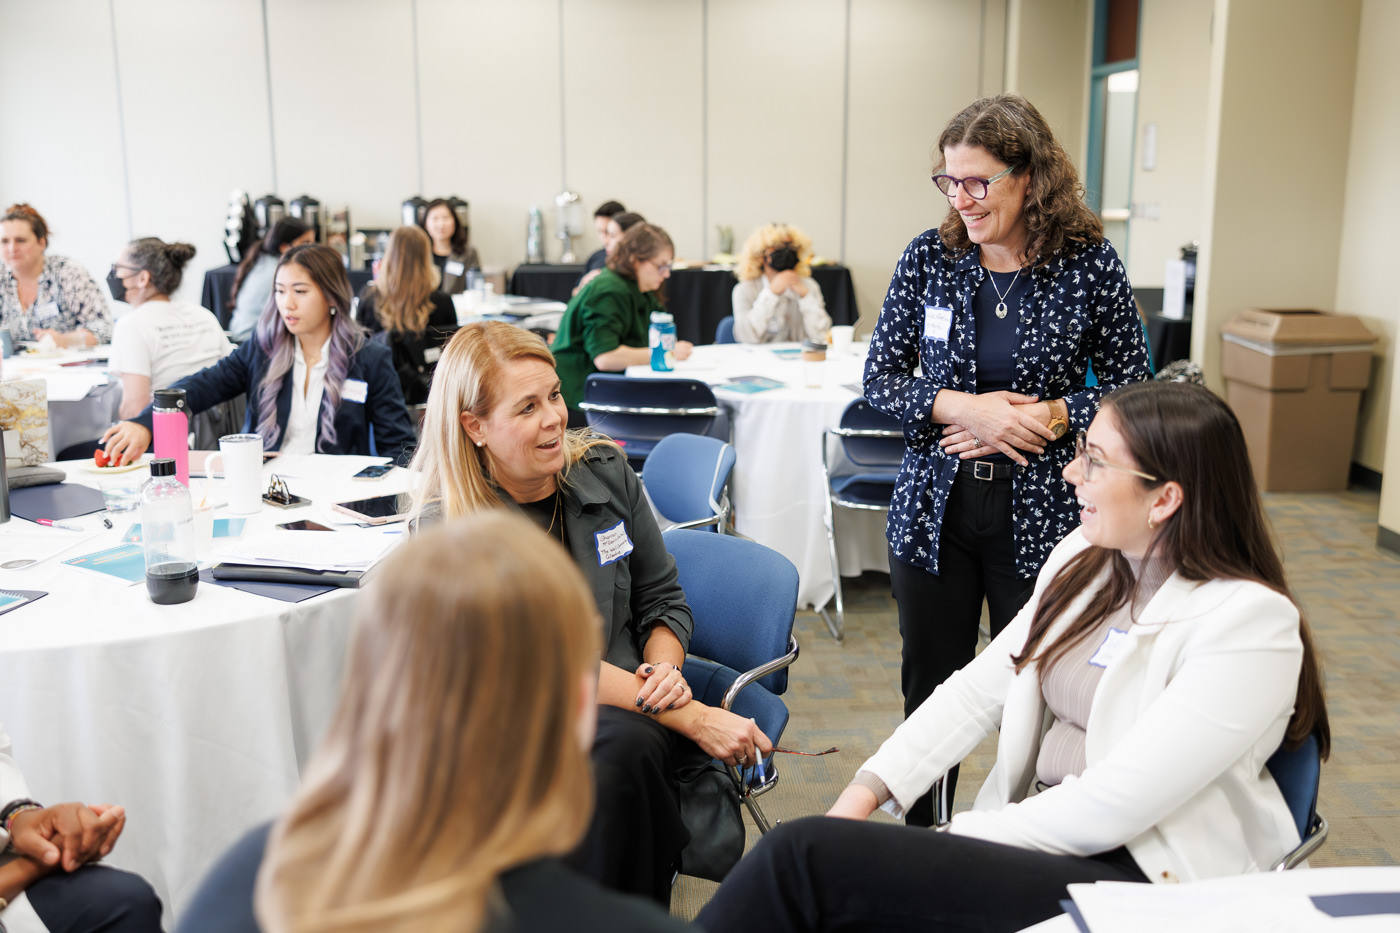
[1147, 515, 1157, 530]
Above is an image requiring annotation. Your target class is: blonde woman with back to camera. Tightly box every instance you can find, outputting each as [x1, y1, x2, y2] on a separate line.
[730, 223, 830, 343]
[178, 513, 689, 933]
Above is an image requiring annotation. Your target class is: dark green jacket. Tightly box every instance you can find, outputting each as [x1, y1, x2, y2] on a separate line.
[555, 445, 693, 669]
[551, 269, 660, 409]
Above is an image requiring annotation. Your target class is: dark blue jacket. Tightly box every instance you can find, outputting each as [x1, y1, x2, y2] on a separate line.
[134, 335, 417, 465]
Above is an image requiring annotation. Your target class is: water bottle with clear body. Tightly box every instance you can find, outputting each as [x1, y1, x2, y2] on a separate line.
[650, 311, 676, 371]
[142, 458, 198, 605]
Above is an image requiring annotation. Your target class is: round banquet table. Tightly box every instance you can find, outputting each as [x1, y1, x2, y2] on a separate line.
[627, 343, 890, 610]
[0, 454, 413, 927]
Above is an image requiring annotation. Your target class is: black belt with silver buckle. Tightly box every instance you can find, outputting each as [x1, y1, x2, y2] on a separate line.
[958, 459, 1015, 481]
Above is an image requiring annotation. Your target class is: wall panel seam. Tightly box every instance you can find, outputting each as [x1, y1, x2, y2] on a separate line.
[107, 0, 133, 239]
[411, 0, 424, 194]
[261, 0, 278, 192]
[701, 0, 709, 257]
[840, 0, 852, 263]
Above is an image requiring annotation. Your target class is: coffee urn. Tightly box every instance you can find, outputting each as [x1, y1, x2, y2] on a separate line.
[402, 196, 428, 228]
[289, 195, 322, 242]
[253, 194, 285, 238]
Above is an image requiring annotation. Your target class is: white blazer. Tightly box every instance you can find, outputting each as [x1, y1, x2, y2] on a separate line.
[862, 529, 1305, 883]
[0, 723, 31, 851]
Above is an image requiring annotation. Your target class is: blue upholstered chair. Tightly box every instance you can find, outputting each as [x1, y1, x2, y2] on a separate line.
[664, 529, 800, 834]
[579, 374, 729, 468]
[714, 315, 736, 344]
[643, 433, 737, 533]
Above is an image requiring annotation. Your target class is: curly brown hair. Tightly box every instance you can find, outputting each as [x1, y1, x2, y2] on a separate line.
[934, 94, 1102, 269]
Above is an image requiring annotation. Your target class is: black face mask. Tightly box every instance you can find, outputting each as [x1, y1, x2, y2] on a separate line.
[766, 245, 799, 272]
[106, 268, 127, 303]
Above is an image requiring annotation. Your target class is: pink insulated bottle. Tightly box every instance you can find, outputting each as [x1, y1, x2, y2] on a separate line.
[152, 388, 190, 487]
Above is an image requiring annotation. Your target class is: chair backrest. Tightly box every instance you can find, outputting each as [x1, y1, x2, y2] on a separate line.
[581, 374, 721, 443]
[663, 529, 797, 694]
[1266, 732, 1321, 840]
[835, 398, 904, 467]
[714, 315, 736, 344]
[644, 434, 735, 530]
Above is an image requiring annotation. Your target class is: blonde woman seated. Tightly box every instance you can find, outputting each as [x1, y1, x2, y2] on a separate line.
[178, 513, 688, 933]
[731, 224, 830, 343]
[409, 322, 768, 904]
[356, 226, 458, 405]
[696, 381, 1330, 933]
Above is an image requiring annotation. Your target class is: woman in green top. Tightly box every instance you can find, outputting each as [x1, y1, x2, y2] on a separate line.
[552, 223, 693, 423]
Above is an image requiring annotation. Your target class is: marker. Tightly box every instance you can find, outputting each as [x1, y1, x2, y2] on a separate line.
[36, 519, 84, 532]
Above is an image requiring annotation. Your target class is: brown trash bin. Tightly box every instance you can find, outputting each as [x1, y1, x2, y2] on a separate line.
[1220, 309, 1378, 492]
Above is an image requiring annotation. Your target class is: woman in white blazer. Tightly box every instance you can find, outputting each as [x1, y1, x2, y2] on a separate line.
[696, 380, 1330, 933]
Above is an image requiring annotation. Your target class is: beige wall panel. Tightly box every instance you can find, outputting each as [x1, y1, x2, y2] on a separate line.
[1006, 0, 1091, 171]
[416, 0, 561, 270]
[1336, 0, 1400, 477]
[266, 0, 418, 233]
[0, 0, 128, 296]
[1192, 0, 1360, 389]
[1124, 0, 1212, 288]
[844, 0, 987, 331]
[705, 0, 845, 262]
[113, 0, 273, 304]
[562, 0, 705, 261]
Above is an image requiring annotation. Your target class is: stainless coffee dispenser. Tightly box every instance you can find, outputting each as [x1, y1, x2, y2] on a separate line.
[289, 195, 322, 242]
[253, 194, 285, 238]
[402, 196, 428, 228]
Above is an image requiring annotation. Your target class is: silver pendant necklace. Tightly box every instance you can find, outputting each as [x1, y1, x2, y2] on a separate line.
[987, 267, 1020, 319]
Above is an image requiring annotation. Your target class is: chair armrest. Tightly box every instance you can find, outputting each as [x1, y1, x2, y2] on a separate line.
[1272, 814, 1329, 871]
[721, 635, 800, 712]
[668, 515, 722, 531]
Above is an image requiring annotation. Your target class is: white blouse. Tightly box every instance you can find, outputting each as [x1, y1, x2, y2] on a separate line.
[280, 338, 330, 455]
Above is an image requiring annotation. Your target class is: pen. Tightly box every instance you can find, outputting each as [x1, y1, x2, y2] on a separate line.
[103, 517, 113, 529]
[37, 519, 84, 532]
[750, 718, 766, 783]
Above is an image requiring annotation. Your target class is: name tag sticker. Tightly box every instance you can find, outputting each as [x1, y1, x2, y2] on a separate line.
[1089, 628, 1131, 669]
[423, 346, 442, 363]
[595, 521, 634, 566]
[444, 260, 465, 277]
[924, 305, 952, 343]
[33, 301, 60, 321]
[342, 379, 368, 404]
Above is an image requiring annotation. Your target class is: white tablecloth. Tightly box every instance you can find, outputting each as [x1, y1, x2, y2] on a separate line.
[627, 343, 890, 610]
[0, 455, 413, 926]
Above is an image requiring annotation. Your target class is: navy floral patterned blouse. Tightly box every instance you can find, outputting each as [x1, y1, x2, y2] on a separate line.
[863, 229, 1151, 579]
[0, 254, 113, 345]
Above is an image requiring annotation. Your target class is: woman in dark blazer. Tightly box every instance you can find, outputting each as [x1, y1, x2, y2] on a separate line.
[102, 244, 416, 466]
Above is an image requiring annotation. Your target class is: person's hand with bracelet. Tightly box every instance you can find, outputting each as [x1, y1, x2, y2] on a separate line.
[6, 800, 127, 873]
[634, 623, 691, 714]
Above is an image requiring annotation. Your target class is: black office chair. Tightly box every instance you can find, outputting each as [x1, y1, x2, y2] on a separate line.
[579, 374, 729, 468]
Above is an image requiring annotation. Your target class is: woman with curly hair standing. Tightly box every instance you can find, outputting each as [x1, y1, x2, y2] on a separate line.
[862, 94, 1151, 825]
[730, 223, 830, 343]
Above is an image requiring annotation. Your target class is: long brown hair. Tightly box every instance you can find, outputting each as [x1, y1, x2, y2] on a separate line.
[408, 321, 614, 522]
[374, 225, 440, 334]
[935, 94, 1103, 269]
[255, 513, 601, 932]
[1011, 381, 1329, 757]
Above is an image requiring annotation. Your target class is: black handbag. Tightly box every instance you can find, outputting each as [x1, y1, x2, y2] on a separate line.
[675, 758, 745, 882]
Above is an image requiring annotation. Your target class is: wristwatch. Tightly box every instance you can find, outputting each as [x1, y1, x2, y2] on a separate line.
[1047, 401, 1069, 440]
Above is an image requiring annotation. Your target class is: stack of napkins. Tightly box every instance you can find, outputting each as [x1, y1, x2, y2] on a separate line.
[217, 529, 401, 572]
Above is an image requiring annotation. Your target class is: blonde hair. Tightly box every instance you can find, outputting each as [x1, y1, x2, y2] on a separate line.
[255, 513, 601, 933]
[375, 226, 441, 334]
[409, 321, 614, 521]
[736, 223, 814, 281]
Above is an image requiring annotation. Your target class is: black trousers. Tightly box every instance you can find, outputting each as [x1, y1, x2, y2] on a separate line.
[26, 863, 163, 932]
[889, 474, 1034, 826]
[566, 706, 692, 907]
[695, 817, 1147, 933]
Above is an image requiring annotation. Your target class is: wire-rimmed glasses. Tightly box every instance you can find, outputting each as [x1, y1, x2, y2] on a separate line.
[1074, 431, 1158, 482]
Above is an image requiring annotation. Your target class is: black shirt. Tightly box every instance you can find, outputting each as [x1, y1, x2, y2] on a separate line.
[973, 266, 1033, 464]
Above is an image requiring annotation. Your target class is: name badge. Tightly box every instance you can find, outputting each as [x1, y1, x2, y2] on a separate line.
[423, 346, 442, 364]
[342, 379, 368, 404]
[595, 520, 634, 566]
[1088, 628, 1130, 669]
[924, 305, 952, 343]
[33, 301, 60, 321]
[444, 260, 465, 277]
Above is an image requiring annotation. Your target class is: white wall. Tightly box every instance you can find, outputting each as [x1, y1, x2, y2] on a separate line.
[1336, 0, 1400, 486]
[1124, 0, 1213, 288]
[1, 0, 1016, 329]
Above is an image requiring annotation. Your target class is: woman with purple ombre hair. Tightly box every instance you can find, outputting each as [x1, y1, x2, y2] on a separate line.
[102, 244, 416, 466]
